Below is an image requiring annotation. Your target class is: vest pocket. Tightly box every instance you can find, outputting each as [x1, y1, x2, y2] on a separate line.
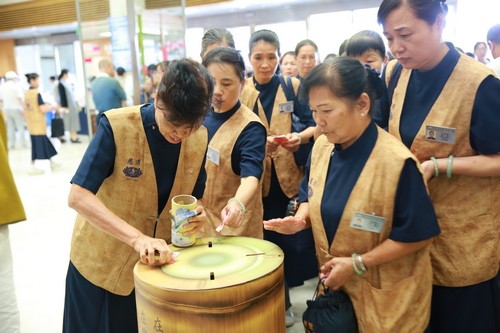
[352, 273, 430, 333]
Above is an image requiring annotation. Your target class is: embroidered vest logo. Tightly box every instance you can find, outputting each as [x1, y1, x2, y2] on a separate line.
[123, 158, 143, 179]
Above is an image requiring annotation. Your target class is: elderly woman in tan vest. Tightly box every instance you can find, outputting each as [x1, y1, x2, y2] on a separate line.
[379, 0, 500, 331]
[265, 57, 441, 332]
[200, 47, 266, 238]
[63, 59, 214, 333]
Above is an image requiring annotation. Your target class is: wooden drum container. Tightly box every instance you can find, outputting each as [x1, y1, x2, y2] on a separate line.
[134, 236, 285, 333]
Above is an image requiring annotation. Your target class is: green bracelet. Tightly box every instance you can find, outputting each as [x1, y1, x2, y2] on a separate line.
[291, 132, 302, 144]
[430, 157, 439, 177]
[447, 155, 454, 179]
[356, 254, 367, 272]
[351, 253, 365, 275]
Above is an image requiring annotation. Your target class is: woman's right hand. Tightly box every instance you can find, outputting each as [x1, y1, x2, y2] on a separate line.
[263, 216, 306, 235]
[266, 135, 279, 153]
[132, 234, 176, 266]
[421, 159, 436, 182]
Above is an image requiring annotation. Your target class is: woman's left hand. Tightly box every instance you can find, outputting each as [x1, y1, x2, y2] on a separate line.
[183, 204, 206, 236]
[319, 257, 355, 290]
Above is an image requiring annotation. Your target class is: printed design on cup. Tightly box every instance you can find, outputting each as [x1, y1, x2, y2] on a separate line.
[171, 195, 197, 247]
[123, 157, 143, 179]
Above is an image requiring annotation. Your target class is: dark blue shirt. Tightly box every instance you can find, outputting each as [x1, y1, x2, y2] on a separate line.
[203, 101, 266, 178]
[71, 104, 207, 215]
[299, 121, 440, 246]
[386, 43, 500, 154]
[253, 75, 315, 129]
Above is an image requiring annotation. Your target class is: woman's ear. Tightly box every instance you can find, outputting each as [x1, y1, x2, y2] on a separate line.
[357, 92, 371, 116]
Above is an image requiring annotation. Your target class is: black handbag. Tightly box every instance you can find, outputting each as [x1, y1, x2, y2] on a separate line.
[302, 279, 358, 333]
[51, 115, 65, 138]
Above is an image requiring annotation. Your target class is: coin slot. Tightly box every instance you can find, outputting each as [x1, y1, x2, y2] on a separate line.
[208, 241, 213, 248]
[210, 272, 215, 280]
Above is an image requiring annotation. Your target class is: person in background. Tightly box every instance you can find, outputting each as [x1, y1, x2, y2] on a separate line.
[116, 67, 134, 106]
[240, 29, 317, 328]
[295, 39, 320, 80]
[473, 41, 490, 64]
[91, 59, 127, 124]
[279, 51, 299, 77]
[24, 73, 61, 175]
[346, 30, 389, 73]
[140, 77, 155, 104]
[345, 30, 390, 128]
[322, 53, 338, 62]
[379, 0, 500, 331]
[0, 71, 26, 149]
[265, 57, 440, 332]
[487, 23, 500, 77]
[200, 27, 235, 59]
[56, 69, 81, 143]
[63, 59, 213, 333]
[0, 114, 26, 333]
[338, 39, 349, 57]
[200, 47, 266, 238]
[150, 61, 170, 101]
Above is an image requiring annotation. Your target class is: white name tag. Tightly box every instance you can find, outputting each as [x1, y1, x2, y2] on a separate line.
[278, 101, 294, 114]
[350, 212, 385, 233]
[207, 146, 220, 166]
[425, 125, 456, 144]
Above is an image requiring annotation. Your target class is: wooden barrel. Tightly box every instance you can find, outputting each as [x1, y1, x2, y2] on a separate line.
[134, 236, 285, 333]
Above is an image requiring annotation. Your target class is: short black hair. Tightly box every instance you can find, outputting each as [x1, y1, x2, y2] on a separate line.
[299, 57, 384, 115]
[378, 0, 448, 26]
[116, 67, 125, 76]
[25, 73, 39, 83]
[346, 30, 386, 59]
[156, 58, 213, 127]
[58, 69, 68, 81]
[202, 47, 246, 81]
[249, 29, 280, 56]
[487, 24, 500, 43]
[295, 39, 318, 56]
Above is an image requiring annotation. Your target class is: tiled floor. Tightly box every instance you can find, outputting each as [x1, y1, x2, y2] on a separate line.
[7, 135, 316, 333]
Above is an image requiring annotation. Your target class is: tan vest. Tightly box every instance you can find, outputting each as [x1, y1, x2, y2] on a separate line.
[387, 54, 499, 286]
[309, 130, 432, 333]
[240, 76, 303, 198]
[0, 117, 26, 225]
[70, 106, 207, 295]
[24, 89, 47, 135]
[202, 104, 264, 238]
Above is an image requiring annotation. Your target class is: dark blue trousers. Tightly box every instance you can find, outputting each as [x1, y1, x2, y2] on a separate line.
[426, 272, 499, 333]
[63, 261, 138, 333]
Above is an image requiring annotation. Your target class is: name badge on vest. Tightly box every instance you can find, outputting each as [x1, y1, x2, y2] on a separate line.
[425, 125, 456, 144]
[278, 101, 294, 114]
[350, 212, 385, 233]
[207, 146, 220, 166]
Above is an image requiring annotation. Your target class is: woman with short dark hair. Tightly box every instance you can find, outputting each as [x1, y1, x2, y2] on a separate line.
[63, 59, 214, 333]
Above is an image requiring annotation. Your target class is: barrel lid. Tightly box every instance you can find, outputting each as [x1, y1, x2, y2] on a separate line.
[134, 236, 283, 291]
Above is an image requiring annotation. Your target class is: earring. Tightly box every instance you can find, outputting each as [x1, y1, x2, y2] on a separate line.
[361, 113, 365, 117]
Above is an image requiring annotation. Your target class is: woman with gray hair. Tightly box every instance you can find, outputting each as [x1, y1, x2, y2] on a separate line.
[200, 27, 235, 58]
